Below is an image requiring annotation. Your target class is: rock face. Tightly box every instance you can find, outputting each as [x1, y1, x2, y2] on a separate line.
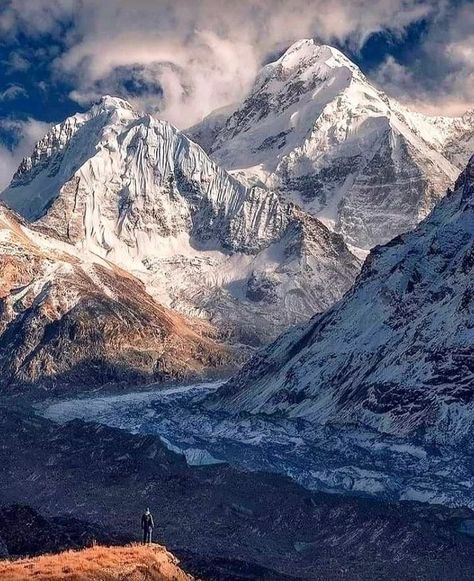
[211, 156, 474, 444]
[193, 39, 472, 250]
[0, 96, 360, 346]
[442, 108, 474, 169]
[0, 206, 230, 391]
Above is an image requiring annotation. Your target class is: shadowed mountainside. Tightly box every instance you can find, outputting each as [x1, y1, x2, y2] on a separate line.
[211, 156, 474, 443]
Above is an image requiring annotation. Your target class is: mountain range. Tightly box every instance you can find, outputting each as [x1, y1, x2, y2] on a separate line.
[0, 38, 472, 391]
[0, 94, 360, 350]
[0, 34, 473, 581]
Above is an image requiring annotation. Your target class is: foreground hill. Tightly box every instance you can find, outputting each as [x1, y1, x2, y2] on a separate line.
[211, 155, 474, 443]
[0, 205, 230, 392]
[0, 96, 360, 346]
[191, 39, 473, 250]
[0, 544, 193, 581]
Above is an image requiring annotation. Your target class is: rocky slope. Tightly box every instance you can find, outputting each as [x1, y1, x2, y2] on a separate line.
[0, 96, 360, 346]
[0, 205, 230, 391]
[0, 505, 126, 558]
[191, 39, 472, 250]
[211, 155, 474, 444]
[439, 108, 474, 169]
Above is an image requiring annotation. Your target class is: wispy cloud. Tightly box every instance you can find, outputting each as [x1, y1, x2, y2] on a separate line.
[4, 0, 467, 128]
[3, 51, 31, 73]
[373, 2, 474, 116]
[0, 84, 27, 102]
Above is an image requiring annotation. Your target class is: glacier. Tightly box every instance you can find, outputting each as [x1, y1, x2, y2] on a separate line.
[40, 377, 474, 510]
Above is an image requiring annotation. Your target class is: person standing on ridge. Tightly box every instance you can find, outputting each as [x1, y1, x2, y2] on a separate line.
[141, 508, 154, 545]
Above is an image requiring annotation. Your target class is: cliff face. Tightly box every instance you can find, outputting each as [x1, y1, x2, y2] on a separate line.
[0, 206, 231, 392]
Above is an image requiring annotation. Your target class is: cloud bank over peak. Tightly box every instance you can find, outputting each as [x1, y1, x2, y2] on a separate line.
[373, 2, 474, 116]
[60, 30, 259, 128]
[3, 0, 471, 129]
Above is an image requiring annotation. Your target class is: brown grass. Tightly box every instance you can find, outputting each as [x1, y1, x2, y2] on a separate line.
[0, 544, 194, 581]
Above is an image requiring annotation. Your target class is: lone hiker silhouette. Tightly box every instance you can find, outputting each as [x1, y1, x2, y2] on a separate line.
[141, 508, 154, 545]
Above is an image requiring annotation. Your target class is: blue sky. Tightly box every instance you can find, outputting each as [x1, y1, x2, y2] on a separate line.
[0, 0, 472, 187]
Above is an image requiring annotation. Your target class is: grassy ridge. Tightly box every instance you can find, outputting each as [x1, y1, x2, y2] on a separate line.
[0, 543, 194, 581]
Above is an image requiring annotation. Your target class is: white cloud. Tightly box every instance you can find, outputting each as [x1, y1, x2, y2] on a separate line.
[0, 119, 50, 191]
[0, 84, 27, 102]
[0, 0, 76, 38]
[373, 2, 474, 116]
[1, 0, 472, 126]
[3, 51, 30, 73]
[61, 30, 259, 127]
[2, 0, 457, 127]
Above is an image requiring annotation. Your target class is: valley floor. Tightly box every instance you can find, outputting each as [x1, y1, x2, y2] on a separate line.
[1, 381, 474, 580]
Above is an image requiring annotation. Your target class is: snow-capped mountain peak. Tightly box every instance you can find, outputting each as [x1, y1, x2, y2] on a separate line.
[264, 38, 361, 80]
[94, 94, 136, 111]
[190, 39, 472, 251]
[5, 95, 141, 222]
[1, 97, 361, 347]
[210, 39, 370, 154]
